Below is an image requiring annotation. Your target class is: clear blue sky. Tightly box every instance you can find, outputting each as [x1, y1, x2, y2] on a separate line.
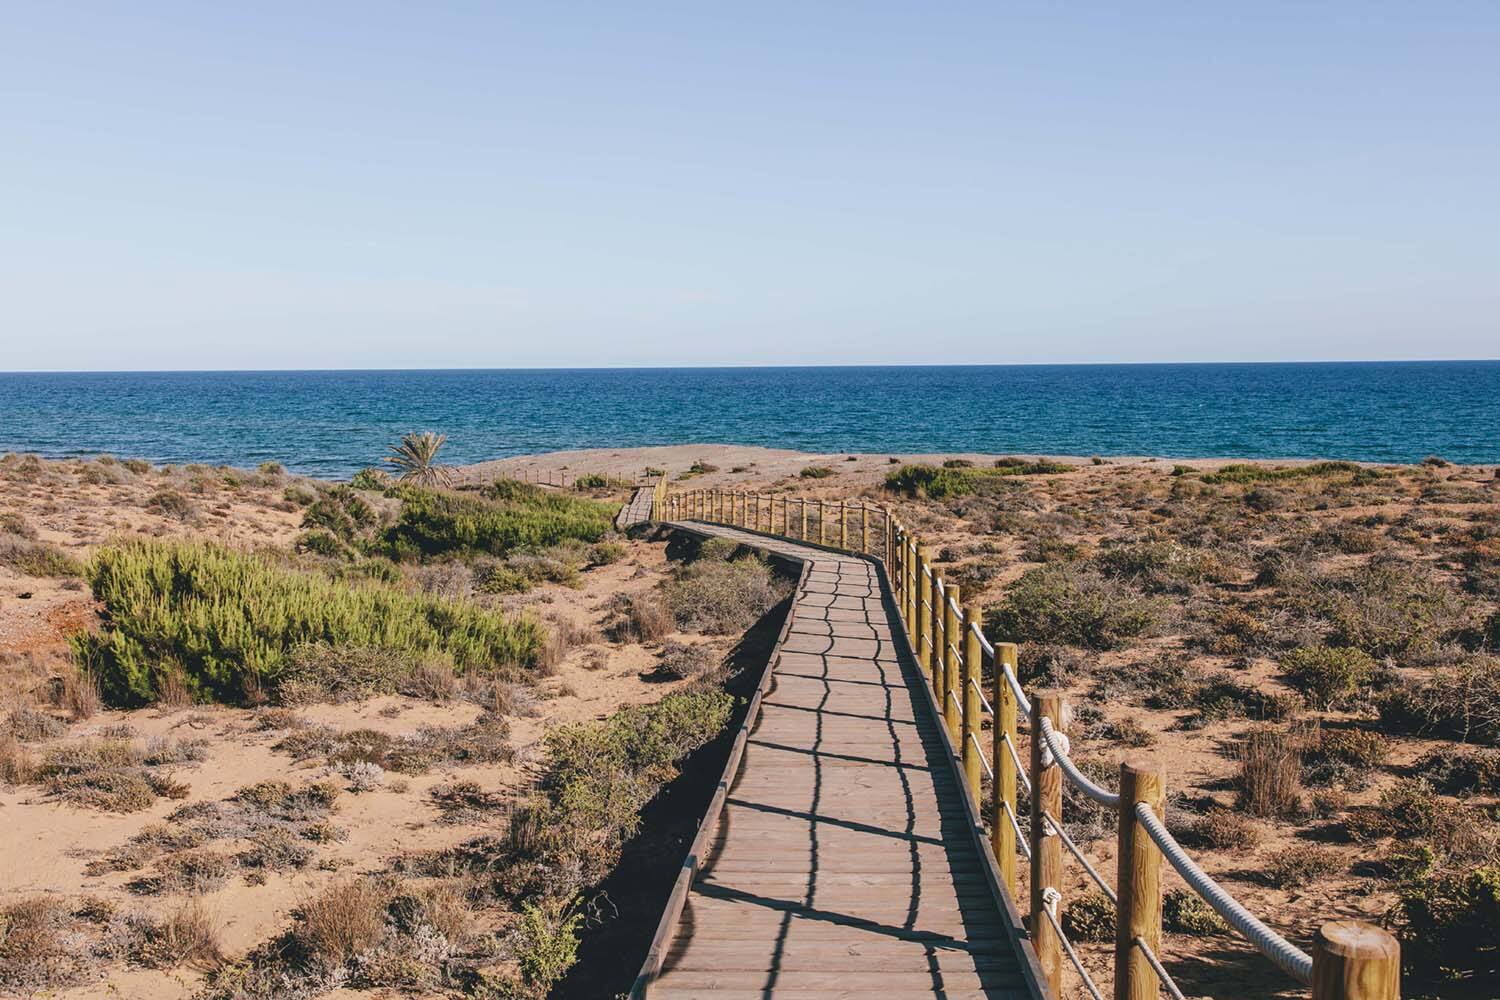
[2, 2, 1496, 370]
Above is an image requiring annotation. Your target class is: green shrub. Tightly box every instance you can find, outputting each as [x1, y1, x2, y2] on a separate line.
[349, 467, 389, 491]
[1380, 656, 1500, 745]
[1324, 559, 1473, 658]
[1093, 540, 1238, 594]
[993, 457, 1075, 475]
[662, 555, 789, 635]
[1199, 461, 1359, 485]
[1393, 866, 1500, 989]
[1348, 780, 1497, 863]
[257, 461, 284, 475]
[884, 464, 981, 499]
[990, 563, 1165, 650]
[380, 485, 614, 560]
[0, 536, 84, 577]
[1263, 844, 1343, 887]
[1413, 747, 1500, 795]
[572, 473, 611, 490]
[799, 466, 834, 479]
[73, 540, 543, 705]
[1061, 892, 1114, 942]
[507, 903, 583, 999]
[283, 484, 316, 506]
[302, 486, 376, 543]
[146, 488, 196, 520]
[1278, 646, 1375, 709]
[1163, 890, 1227, 935]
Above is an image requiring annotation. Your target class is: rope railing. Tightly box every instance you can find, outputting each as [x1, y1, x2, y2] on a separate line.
[664, 485, 1402, 1000]
[1135, 801, 1315, 984]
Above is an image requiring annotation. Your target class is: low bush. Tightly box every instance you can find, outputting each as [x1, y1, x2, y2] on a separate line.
[1092, 540, 1239, 594]
[0, 897, 93, 992]
[145, 488, 197, 520]
[1323, 559, 1473, 658]
[1061, 892, 1114, 942]
[662, 554, 789, 635]
[1163, 890, 1227, 935]
[1413, 746, 1500, 795]
[990, 563, 1166, 650]
[1379, 655, 1500, 745]
[0, 535, 84, 577]
[799, 466, 833, 479]
[1278, 645, 1375, 709]
[607, 591, 674, 643]
[1237, 726, 1304, 819]
[1199, 461, 1359, 485]
[1262, 844, 1343, 887]
[1393, 865, 1500, 990]
[1181, 809, 1261, 850]
[1348, 779, 1497, 863]
[73, 540, 543, 705]
[1302, 728, 1388, 790]
[379, 483, 615, 561]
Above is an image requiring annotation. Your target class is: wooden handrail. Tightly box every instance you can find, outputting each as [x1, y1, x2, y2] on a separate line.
[664, 484, 1402, 1000]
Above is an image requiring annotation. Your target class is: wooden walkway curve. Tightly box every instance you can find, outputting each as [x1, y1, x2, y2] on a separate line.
[637, 521, 1048, 999]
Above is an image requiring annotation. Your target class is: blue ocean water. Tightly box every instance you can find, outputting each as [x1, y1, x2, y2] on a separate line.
[0, 363, 1495, 477]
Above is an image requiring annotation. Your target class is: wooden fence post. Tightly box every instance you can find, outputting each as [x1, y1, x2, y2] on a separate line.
[905, 534, 917, 630]
[1312, 923, 1400, 1000]
[818, 501, 827, 545]
[800, 498, 808, 540]
[994, 642, 1019, 896]
[961, 603, 982, 803]
[1115, 759, 1165, 1000]
[861, 504, 869, 555]
[914, 545, 930, 683]
[1031, 691, 1066, 997]
[839, 501, 848, 549]
[884, 509, 893, 567]
[929, 570, 944, 694]
[943, 583, 962, 739]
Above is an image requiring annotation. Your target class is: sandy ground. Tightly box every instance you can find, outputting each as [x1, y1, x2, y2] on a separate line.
[0, 457, 719, 998]
[5, 447, 1496, 999]
[467, 446, 1500, 1000]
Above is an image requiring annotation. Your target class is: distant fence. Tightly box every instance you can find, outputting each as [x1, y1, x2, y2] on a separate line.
[500, 466, 650, 490]
[664, 485, 1401, 1000]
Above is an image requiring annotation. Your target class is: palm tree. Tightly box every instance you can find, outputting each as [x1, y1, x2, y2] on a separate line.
[384, 431, 453, 487]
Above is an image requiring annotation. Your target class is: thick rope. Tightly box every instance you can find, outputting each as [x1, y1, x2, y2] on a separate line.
[969, 678, 993, 716]
[1040, 892, 1105, 1000]
[1133, 938, 1188, 1000]
[1037, 715, 1121, 807]
[1041, 810, 1117, 903]
[1002, 732, 1031, 795]
[1134, 802, 1313, 984]
[1001, 800, 1032, 859]
[970, 733, 993, 779]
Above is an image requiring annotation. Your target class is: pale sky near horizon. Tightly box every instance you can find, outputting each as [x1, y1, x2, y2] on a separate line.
[2, 2, 1497, 371]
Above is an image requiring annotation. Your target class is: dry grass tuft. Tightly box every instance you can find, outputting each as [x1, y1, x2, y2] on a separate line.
[1237, 726, 1304, 819]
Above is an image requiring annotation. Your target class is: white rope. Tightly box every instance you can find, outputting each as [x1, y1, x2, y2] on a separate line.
[1002, 732, 1031, 795]
[1042, 810, 1117, 903]
[970, 734, 993, 780]
[969, 678, 993, 716]
[1133, 938, 1188, 1000]
[1003, 663, 1031, 715]
[1040, 891, 1105, 1000]
[946, 688, 963, 716]
[946, 594, 964, 619]
[1134, 802, 1313, 984]
[1000, 799, 1032, 857]
[1037, 715, 1120, 807]
[946, 641, 962, 661]
[971, 621, 994, 657]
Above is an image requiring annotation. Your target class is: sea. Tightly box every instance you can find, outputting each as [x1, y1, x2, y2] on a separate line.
[0, 362, 1496, 477]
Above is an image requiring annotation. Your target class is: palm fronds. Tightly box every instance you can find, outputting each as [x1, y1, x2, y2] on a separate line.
[384, 431, 453, 487]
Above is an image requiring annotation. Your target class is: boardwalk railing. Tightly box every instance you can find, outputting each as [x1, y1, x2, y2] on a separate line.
[667, 486, 1401, 1000]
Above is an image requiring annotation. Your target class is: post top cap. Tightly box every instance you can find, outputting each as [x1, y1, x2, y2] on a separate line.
[1315, 920, 1400, 960]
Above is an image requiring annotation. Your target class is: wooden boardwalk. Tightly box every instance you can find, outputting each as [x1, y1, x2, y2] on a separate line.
[617, 483, 658, 528]
[639, 522, 1047, 999]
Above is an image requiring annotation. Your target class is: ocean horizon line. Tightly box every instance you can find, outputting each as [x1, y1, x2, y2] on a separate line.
[4, 357, 1500, 376]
